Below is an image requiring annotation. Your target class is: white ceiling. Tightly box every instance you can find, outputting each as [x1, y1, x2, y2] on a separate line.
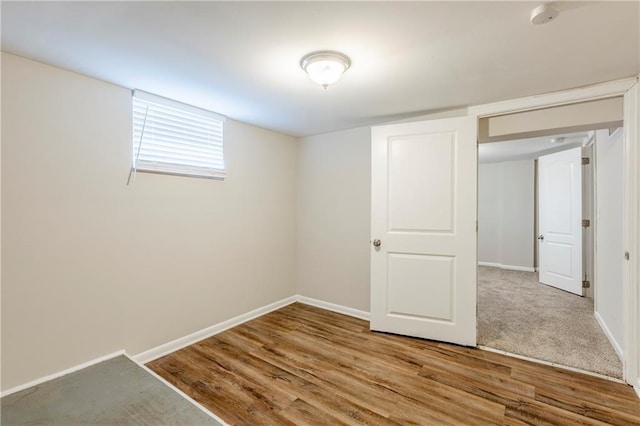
[2, 1, 638, 137]
[478, 130, 590, 163]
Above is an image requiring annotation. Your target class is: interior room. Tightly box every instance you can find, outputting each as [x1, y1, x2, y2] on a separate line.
[2, 2, 640, 425]
[477, 126, 625, 379]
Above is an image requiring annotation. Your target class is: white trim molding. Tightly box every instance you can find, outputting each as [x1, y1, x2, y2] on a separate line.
[133, 296, 298, 364]
[1, 295, 368, 398]
[0, 350, 126, 398]
[134, 295, 369, 365]
[478, 262, 535, 273]
[469, 77, 637, 118]
[595, 311, 624, 362]
[296, 295, 370, 321]
[623, 80, 640, 388]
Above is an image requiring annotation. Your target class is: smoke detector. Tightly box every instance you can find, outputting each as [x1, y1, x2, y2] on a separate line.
[531, 3, 559, 25]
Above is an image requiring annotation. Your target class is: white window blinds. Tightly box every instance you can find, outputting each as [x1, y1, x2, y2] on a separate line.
[131, 90, 225, 180]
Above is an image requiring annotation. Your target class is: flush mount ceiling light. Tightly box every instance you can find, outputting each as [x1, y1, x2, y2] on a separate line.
[300, 50, 351, 89]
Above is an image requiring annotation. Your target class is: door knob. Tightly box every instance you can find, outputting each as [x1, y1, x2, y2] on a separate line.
[538, 235, 544, 241]
[373, 239, 382, 247]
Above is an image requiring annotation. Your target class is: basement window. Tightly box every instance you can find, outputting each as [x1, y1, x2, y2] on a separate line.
[129, 90, 225, 181]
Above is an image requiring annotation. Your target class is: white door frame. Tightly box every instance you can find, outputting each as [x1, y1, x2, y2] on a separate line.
[469, 77, 639, 388]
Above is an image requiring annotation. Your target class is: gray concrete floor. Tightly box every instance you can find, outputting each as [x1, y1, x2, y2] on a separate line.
[1, 355, 222, 425]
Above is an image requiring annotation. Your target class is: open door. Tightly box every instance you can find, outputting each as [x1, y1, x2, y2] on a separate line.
[538, 147, 583, 295]
[370, 116, 477, 346]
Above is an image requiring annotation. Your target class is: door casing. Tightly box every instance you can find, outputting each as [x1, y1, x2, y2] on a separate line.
[469, 77, 639, 387]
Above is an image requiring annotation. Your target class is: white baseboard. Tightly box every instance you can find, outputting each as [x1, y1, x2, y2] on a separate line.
[133, 295, 297, 364]
[134, 295, 368, 364]
[0, 350, 126, 398]
[135, 294, 370, 365]
[478, 262, 535, 272]
[1, 295, 368, 398]
[478, 261, 501, 268]
[296, 295, 370, 321]
[126, 353, 229, 425]
[594, 311, 624, 362]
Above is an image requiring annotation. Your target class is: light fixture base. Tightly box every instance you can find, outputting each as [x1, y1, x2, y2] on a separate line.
[300, 50, 351, 89]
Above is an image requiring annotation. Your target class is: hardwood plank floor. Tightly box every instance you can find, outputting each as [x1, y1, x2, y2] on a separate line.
[148, 303, 640, 425]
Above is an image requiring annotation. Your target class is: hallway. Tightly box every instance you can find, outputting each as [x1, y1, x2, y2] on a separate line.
[477, 266, 622, 378]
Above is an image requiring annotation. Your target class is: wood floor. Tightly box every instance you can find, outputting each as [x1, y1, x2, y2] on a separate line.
[148, 303, 640, 425]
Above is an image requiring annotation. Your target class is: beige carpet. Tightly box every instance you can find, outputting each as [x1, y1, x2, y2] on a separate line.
[478, 266, 622, 379]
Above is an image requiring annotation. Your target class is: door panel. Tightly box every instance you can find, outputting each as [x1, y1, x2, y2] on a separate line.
[371, 116, 477, 346]
[388, 133, 455, 232]
[387, 253, 454, 321]
[538, 147, 583, 295]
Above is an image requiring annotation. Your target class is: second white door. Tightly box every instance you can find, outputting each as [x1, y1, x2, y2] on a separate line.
[538, 147, 583, 295]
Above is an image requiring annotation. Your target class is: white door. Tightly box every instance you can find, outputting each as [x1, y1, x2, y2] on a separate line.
[370, 116, 477, 347]
[538, 147, 583, 295]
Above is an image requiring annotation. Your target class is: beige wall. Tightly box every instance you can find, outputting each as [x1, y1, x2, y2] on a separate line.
[295, 109, 468, 313]
[478, 164, 503, 264]
[1, 53, 298, 390]
[478, 160, 535, 270]
[296, 127, 371, 312]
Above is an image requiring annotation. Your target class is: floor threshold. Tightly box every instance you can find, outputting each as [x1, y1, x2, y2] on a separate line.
[478, 345, 626, 384]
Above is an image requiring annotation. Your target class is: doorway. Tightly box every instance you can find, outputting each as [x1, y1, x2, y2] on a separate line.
[476, 129, 624, 379]
[370, 79, 639, 386]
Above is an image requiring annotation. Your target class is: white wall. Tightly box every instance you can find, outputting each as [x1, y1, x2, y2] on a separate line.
[295, 110, 469, 313]
[296, 127, 371, 311]
[478, 164, 503, 265]
[478, 160, 535, 271]
[595, 128, 624, 355]
[1, 53, 298, 391]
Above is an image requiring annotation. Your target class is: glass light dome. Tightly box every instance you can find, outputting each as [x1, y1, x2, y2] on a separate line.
[300, 51, 351, 89]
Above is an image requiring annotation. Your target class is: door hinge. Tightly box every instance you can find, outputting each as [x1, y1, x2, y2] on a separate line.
[582, 219, 590, 228]
[582, 157, 590, 165]
[582, 280, 591, 289]
[625, 251, 630, 261]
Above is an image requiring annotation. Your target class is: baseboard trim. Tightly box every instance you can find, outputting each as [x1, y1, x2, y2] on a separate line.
[2, 296, 368, 397]
[478, 345, 625, 383]
[594, 311, 624, 362]
[135, 295, 369, 364]
[296, 295, 370, 321]
[478, 261, 501, 268]
[126, 353, 229, 425]
[0, 350, 126, 398]
[478, 262, 535, 272]
[133, 295, 298, 364]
